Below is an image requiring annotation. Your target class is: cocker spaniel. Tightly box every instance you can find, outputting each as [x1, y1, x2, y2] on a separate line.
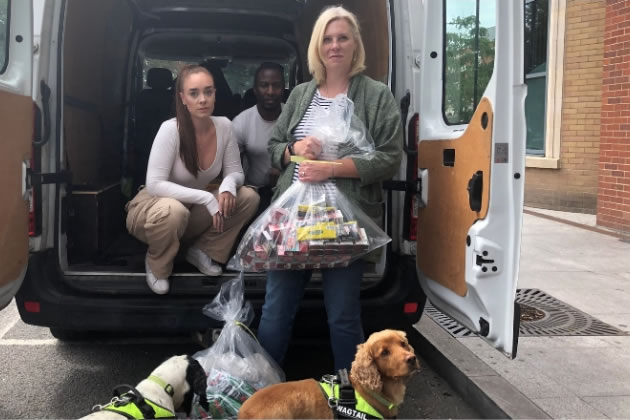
[238, 329, 419, 419]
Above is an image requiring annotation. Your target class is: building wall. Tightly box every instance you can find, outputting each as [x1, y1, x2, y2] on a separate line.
[525, 0, 605, 214]
[599, 0, 630, 233]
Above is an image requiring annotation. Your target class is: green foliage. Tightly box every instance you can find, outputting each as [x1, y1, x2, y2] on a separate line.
[0, 0, 7, 52]
[444, 15, 495, 124]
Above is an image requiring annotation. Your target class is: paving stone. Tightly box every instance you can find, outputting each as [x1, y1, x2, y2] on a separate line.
[531, 397, 608, 419]
[460, 338, 575, 399]
[517, 270, 629, 291]
[582, 396, 630, 420]
[592, 314, 630, 332]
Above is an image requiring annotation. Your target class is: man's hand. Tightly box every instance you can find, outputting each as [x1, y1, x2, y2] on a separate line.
[268, 168, 281, 186]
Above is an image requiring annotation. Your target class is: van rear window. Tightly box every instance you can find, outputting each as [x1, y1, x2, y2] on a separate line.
[0, 0, 8, 74]
[443, 0, 496, 125]
[142, 58, 289, 97]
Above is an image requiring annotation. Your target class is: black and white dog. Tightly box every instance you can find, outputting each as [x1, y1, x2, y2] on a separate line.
[80, 355, 208, 419]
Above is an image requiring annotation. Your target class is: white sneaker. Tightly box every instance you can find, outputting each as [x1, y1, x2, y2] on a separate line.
[186, 247, 223, 277]
[145, 257, 170, 295]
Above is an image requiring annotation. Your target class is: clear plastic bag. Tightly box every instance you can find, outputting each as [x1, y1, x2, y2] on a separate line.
[227, 94, 390, 272]
[227, 181, 391, 272]
[189, 368, 256, 419]
[191, 274, 285, 418]
[306, 94, 375, 161]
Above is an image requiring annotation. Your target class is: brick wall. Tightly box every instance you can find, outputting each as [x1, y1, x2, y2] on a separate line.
[525, 0, 605, 214]
[599, 0, 630, 232]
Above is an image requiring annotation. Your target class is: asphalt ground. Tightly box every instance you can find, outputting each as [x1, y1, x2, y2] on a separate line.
[0, 299, 480, 419]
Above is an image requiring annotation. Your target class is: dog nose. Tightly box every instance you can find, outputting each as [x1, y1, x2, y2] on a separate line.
[406, 355, 417, 365]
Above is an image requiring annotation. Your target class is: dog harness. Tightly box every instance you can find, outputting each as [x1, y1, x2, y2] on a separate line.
[319, 369, 387, 420]
[92, 376, 176, 419]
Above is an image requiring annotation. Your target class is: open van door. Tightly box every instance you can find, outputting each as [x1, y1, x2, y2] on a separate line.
[413, 0, 526, 358]
[0, 0, 34, 310]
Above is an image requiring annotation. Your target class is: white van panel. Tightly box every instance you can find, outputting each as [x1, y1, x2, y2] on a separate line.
[403, 0, 526, 358]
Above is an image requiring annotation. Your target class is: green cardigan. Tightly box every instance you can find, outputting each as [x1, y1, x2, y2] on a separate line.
[268, 74, 403, 225]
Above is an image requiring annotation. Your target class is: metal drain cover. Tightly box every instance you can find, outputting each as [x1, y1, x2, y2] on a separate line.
[425, 288, 628, 338]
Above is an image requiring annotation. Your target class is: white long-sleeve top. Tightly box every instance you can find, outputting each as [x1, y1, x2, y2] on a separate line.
[145, 116, 244, 216]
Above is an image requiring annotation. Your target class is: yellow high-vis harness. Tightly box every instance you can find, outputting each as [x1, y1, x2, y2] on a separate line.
[92, 376, 176, 419]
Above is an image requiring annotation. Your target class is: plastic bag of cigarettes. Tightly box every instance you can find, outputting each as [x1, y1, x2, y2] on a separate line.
[308, 94, 376, 161]
[227, 182, 391, 272]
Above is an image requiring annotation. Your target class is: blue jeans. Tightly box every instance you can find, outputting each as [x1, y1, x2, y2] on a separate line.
[257, 260, 365, 372]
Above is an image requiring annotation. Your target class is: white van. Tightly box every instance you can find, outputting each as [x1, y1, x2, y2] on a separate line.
[0, 0, 525, 358]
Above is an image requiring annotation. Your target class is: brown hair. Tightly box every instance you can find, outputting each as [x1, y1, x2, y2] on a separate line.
[174, 64, 214, 177]
[307, 6, 366, 84]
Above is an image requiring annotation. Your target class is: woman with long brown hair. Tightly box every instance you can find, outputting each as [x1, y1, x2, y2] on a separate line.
[125, 65, 259, 294]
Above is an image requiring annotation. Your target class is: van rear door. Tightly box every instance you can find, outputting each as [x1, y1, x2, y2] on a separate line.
[405, 0, 526, 358]
[0, 0, 34, 310]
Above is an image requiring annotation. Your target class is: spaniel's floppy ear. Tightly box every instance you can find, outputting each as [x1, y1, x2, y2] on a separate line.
[350, 342, 382, 392]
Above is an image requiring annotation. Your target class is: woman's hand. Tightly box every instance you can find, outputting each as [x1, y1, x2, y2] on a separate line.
[218, 191, 236, 217]
[294, 137, 322, 160]
[298, 161, 336, 183]
[212, 211, 224, 233]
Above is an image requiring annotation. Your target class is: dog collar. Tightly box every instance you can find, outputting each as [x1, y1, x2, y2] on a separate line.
[148, 375, 175, 397]
[95, 384, 176, 419]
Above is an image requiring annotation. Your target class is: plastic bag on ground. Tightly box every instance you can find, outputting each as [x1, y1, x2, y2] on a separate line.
[191, 274, 284, 418]
[227, 181, 391, 272]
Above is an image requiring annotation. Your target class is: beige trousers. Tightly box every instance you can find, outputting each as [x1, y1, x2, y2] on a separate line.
[125, 187, 259, 278]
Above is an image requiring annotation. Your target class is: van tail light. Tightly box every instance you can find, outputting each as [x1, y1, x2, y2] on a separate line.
[24, 301, 41, 313]
[404, 114, 420, 241]
[404, 302, 419, 314]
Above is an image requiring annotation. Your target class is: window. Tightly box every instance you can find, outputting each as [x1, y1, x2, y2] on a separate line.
[443, 0, 496, 125]
[142, 58, 195, 89]
[142, 58, 290, 95]
[0, 0, 8, 73]
[524, 0, 548, 155]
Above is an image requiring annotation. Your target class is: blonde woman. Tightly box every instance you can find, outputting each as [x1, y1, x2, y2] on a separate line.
[259, 6, 403, 371]
[126, 65, 259, 294]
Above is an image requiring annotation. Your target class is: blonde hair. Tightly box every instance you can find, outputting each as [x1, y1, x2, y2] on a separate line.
[307, 6, 366, 84]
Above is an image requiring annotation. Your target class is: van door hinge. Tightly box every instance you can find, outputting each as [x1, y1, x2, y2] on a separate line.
[27, 169, 72, 188]
[382, 179, 421, 194]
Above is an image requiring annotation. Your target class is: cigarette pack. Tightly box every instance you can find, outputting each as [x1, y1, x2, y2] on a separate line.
[269, 207, 290, 224]
[308, 240, 325, 255]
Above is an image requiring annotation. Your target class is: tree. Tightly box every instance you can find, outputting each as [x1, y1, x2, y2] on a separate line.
[0, 0, 7, 59]
[444, 15, 495, 123]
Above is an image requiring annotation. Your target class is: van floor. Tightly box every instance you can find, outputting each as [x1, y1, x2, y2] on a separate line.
[67, 232, 378, 275]
[67, 232, 218, 274]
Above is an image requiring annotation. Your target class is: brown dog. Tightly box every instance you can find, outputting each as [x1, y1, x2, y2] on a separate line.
[238, 329, 419, 419]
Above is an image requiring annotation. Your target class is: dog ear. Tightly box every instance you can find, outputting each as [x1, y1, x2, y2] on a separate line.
[186, 356, 209, 410]
[350, 343, 382, 392]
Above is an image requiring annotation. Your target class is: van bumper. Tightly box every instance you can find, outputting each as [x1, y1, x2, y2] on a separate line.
[16, 250, 425, 334]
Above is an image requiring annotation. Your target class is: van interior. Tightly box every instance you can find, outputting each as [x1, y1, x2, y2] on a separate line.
[60, 0, 391, 278]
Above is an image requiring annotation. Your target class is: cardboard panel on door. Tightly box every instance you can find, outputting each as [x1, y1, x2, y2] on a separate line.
[417, 98, 493, 297]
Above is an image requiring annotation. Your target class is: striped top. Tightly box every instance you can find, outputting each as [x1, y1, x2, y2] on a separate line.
[291, 90, 337, 186]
